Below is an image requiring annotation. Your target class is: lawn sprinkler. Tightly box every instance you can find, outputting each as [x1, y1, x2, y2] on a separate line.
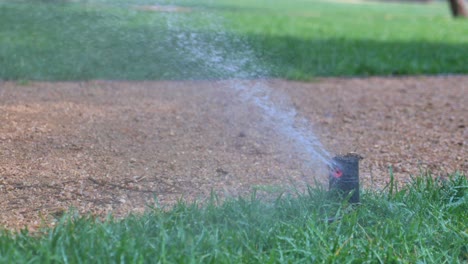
[329, 153, 362, 203]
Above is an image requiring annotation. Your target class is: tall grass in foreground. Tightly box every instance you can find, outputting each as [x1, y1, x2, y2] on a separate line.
[0, 173, 466, 263]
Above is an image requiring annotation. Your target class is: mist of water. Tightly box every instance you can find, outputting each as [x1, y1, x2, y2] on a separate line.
[160, 1, 333, 171]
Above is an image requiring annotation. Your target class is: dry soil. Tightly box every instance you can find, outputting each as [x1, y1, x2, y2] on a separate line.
[0, 76, 466, 230]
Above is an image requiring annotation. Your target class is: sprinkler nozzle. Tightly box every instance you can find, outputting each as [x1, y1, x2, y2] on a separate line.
[329, 153, 362, 203]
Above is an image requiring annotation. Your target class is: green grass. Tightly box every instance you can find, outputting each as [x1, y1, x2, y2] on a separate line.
[1, 0, 467, 81]
[2, 2, 466, 262]
[0, 173, 466, 263]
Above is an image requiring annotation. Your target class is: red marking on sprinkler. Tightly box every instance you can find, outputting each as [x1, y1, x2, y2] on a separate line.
[333, 168, 343, 178]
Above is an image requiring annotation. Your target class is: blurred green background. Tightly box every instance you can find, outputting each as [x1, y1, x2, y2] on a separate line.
[0, 0, 467, 80]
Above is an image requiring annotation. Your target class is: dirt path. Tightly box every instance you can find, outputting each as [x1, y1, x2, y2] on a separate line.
[0, 76, 466, 230]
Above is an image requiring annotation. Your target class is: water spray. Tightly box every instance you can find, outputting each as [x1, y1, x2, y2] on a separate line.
[162, 0, 339, 191]
[329, 153, 362, 203]
[162, 4, 333, 171]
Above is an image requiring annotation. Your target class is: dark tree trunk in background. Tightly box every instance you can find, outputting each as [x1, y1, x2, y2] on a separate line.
[448, 0, 467, 17]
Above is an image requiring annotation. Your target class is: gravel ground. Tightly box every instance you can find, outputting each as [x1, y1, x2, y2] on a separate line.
[0, 76, 466, 230]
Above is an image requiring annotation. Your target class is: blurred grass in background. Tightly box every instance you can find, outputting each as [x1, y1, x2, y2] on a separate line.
[0, 0, 467, 80]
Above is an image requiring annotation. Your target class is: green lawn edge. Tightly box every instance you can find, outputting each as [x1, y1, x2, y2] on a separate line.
[0, 173, 466, 263]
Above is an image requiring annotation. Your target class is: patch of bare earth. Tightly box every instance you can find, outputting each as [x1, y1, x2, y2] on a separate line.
[0, 76, 466, 230]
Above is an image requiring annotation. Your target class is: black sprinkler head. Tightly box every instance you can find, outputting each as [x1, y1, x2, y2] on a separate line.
[329, 153, 362, 203]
